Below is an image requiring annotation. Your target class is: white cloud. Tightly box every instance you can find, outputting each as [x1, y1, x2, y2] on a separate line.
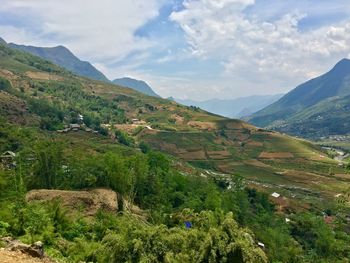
[1, 0, 350, 100]
[170, 0, 350, 95]
[0, 0, 162, 64]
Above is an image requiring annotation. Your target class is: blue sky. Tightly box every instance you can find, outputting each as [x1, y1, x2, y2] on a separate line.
[0, 0, 350, 100]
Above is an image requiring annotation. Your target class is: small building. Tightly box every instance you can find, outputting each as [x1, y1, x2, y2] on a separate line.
[78, 114, 84, 121]
[0, 151, 16, 169]
[1, 151, 16, 159]
[285, 218, 291, 223]
[69, 124, 81, 131]
[271, 192, 280, 198]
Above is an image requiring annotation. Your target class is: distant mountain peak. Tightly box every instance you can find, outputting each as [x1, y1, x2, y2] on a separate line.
[332, 58, 350, 72]
[249, 58, 350, 136]
[112, 77, 160, 97]
[0, 37, 6, 44]
[8, 42, 110, 82]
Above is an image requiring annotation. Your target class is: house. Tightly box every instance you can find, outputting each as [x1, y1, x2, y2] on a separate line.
[78, 114, 84, 121]
[1, 151, 16, 159]
[271, 192, 280, 198]
[69, 124, 81, 131]
[0, 151, 16, 169]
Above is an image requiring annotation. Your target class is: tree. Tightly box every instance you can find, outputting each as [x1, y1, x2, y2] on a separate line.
[31, 141, 64, 189]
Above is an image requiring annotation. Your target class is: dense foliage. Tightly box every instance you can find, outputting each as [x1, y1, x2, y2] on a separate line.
[0, 121, 349, 262]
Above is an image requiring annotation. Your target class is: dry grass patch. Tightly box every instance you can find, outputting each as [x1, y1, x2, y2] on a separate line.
[259, 152, 294, 159]
[207, 150, 232, 160]
[25, 71, 64, 81]
[187, 121, 217, 130]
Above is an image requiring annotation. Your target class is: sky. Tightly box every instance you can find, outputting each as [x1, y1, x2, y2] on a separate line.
[0, 0, 350, 100]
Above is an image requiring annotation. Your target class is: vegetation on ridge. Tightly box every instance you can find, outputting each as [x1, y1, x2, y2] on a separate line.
[0, 42, 349, 262]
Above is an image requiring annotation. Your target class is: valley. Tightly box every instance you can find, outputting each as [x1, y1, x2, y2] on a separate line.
[0, 40, 349, 262]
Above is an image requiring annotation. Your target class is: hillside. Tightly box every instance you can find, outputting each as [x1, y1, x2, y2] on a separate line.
[249, 59, 350, 138]
[175, 94, 284, 118]
[0, 41, 348, 202]
[113, 77, 160, 97]
[1, 41, 350, 262]
[8, 41, 109, 82]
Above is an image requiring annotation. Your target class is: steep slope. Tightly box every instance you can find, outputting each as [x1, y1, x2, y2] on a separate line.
[249, 59, 350, 130]
[175, 94, 284, 118]
[8, 42, 109, 82]
[0, 42, 347, 203]
[113, 77, 160, 97]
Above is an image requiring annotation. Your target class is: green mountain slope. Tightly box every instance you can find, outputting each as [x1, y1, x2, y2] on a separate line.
[0, 41, 347, 204]
[8, 41, 110, 82]
[113, 77, 160, 97]
[249, 59, 350, 135]
[1, 41, 350, 262]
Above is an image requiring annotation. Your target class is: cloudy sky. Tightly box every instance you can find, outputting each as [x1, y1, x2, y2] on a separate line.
[1, 0, 350, 100]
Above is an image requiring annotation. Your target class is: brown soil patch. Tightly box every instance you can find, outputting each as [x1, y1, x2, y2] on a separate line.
[0, 249, 55, 263]
[26, 188, 118, 216]
[171, 114, 184, 124]
[223, 121, 256, 130]
[187, 121, 216, 130]
[259, 152, 294, 159]
[25, 71, 64, 81]
[207, 150, 232, 160]
[244, 159, 272, 168]
[246, 141, 263, 147]
[334, 174, 350, 180]
[180, 150, 207, 160]
[0, 69, 16, 79]
[0, 92, 37, 125]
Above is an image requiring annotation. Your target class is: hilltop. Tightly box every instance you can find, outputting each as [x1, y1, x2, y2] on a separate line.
[249, 59, 350, 138]
[8, 41, 109, 82]
[112, 77, 160, 97]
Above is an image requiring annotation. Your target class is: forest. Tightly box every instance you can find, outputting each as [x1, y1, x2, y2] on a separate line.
[1, 120, 350, 263]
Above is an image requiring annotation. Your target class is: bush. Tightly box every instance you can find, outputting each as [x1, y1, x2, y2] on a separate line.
[0, 77, 12, 91]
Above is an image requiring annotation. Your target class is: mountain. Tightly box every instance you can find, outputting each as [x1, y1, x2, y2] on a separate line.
[0, 41, 343, 202]
[112, 77, 160, 97]
[175, 94, 284, 118]
[1, 41, 349, 262]
[249, 59, 350, 138]
[8, 42, 109, 82]
[0, 37, 6, 44]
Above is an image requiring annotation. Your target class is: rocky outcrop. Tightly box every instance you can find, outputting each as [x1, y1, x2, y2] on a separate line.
[1, 237, 54, 262]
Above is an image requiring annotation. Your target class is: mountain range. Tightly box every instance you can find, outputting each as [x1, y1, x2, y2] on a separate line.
[175, 94, 284, 119]
[112, 77, 160, 97]
[248, 58, 350, 138]
[8, 42, 109, 82]
[0, 40, 343, 202]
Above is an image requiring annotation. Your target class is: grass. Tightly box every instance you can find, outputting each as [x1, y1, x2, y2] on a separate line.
[1, 41, 349, 209]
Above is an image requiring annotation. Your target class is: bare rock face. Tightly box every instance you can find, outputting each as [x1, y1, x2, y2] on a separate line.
[26, 241, 44, 258]
[1, 237, 46, 259]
